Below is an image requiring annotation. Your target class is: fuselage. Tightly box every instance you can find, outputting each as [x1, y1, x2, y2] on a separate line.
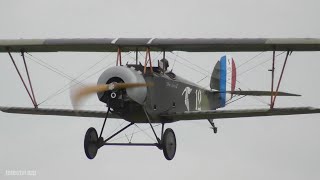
[97, 64, 221, 123]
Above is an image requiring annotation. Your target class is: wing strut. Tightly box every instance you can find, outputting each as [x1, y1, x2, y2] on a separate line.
[270, 50, 291, 109]
[116, 47, 122, 66]
[7, 50, 38, 108]
[143, 47, 154, 74]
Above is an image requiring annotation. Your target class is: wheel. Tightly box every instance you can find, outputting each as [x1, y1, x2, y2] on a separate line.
[84, 127, 99, 159]
[162, 128, 177, 160]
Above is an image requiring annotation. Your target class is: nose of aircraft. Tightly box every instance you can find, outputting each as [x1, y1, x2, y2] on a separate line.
[70, 82, 150, 109]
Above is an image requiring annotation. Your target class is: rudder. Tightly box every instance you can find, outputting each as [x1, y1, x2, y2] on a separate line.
[210, 55, 236, 107]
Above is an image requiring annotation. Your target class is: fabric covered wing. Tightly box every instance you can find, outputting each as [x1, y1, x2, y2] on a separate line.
[0, 38, 320, 52]
[161, 107, 320, 121]
[0, 106, 121, 119]
[219, 90, 301, 96]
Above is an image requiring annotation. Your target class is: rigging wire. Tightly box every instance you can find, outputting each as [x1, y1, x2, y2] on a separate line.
[169, 51, 267, 86]
[129, 125, 136, 143]
[109, 124, 161, 143]
[37, 52, 131, 105]
[38, 60, 114, 105]
[171, 51, 265, 78]
[25, 50, 286, 107]
[25, 53, 82, 84]
[25, 52, 113, 105]
[228, 51, 286, 106]
[225, 95, 247, 106]
[65, 52, 113, 83]
[133, 124, 157, 142]
[170, 52, 179, 72]
[106, 121, 126, 137]
[197, 75, 208, 83]
[167, 51, 283, 106]
[237, 51, 285, 77]
[166, 55, 208, 77]
[235, 51, 266, 71]
[170, 52, 211, 74]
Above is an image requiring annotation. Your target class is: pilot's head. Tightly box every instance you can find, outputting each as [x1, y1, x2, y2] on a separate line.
[159, 58, 169, 72]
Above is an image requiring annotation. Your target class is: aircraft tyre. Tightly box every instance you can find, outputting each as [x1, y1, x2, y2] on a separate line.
[162, 128, 176, 160]
[84, 127, 99, 159]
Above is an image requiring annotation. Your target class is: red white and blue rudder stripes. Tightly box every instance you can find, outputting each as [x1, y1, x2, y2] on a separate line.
[219, 55, 236, 107]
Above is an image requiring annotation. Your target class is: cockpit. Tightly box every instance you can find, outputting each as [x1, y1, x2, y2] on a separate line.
[126, 58, 176, 79]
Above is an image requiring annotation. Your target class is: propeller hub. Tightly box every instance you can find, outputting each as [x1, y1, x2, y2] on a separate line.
[97, 66, 147, 105]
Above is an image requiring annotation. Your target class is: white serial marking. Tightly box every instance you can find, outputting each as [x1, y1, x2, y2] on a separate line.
[195, 89, 202, 110]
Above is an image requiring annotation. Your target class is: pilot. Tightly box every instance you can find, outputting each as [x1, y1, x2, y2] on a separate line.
[159, 58, 169, 73]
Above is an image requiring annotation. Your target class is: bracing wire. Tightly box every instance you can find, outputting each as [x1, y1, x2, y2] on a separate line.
[32, 52, 130, 105]
[26, 53, 81, 84]
[170, 52, 211, 74]
[25, 50, 286, 107]
[109, 124, 161, 143]
[235, 52, 266, 71]
[170, 52, 179, 72]
[167, 51, 285, 106]
[38, 59, 115, 105]
[225, 95, 246, 106]
[237, 51, 285, 77]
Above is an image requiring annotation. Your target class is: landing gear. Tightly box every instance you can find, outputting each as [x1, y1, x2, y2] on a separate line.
[208, 119, 218, 134]
[143, 109, 177, 160]
[84, 127, 99, 159]
[83, 108, 177, 161]
[162, 128, 176, 160]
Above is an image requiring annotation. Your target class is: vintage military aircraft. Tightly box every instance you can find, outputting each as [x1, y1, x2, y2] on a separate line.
[1, 38, 320, 160]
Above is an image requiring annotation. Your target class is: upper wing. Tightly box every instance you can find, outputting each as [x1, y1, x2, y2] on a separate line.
[0, 106, 120, 119]
[0, 38, 320, 52]
[161, 107, 320, 121]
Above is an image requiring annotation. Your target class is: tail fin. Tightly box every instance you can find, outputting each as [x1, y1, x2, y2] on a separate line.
[210, 55, 236, 107]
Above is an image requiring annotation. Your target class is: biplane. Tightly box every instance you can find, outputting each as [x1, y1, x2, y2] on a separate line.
[1, 38, 320, 160]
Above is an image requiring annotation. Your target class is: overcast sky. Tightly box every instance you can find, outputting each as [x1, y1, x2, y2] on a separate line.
[1, 0, 320, 180]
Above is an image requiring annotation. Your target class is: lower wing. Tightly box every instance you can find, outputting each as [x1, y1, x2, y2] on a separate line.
[1, 106, 320, 121]
[0, 106, 120, 119]
[161, 107, 320, 121]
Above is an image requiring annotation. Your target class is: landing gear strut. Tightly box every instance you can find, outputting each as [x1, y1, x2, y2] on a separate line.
[208, 119, 218, 134]
[83, 108, 177, 160]
[144, 108, 177, 160]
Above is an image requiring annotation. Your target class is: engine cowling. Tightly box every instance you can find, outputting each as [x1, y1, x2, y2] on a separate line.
[97, 66, 147, 105]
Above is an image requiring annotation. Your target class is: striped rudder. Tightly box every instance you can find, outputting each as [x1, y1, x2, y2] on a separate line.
[210, 55, 236, 107]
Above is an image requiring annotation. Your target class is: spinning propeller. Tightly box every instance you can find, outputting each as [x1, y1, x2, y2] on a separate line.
[70, 82, 150, 109]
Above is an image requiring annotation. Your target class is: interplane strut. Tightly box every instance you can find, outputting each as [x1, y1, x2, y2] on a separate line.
[7, 50, 38, 108]
[270, 50, 291, 109]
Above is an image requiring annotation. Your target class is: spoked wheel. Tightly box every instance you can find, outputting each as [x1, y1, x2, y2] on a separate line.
[162, 128, 177, 160]
[84, 127, 99, 159]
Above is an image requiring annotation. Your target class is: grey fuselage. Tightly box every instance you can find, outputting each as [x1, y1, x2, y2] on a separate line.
[97, 64, 221, 123]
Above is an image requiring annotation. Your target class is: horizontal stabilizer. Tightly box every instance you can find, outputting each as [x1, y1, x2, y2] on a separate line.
[0, 106, 120, 119]
[161, 107, 320, 121]
[214, 90, 300, 96]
